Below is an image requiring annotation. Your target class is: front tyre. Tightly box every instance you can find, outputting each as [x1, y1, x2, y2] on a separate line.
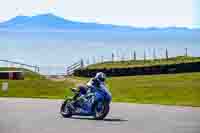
[60, 99, 73, 118]
[93, 101, 110, 120]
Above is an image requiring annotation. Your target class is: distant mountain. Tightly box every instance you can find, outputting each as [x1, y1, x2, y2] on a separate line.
[0, 13, 134, 31]
[0, 13, 199, 32]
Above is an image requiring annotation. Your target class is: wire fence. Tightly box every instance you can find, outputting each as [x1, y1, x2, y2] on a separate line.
[81, 48, 189, 66]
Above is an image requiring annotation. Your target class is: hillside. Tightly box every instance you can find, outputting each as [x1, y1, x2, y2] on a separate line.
[87, 56, 200, 69]
[0, 14, 130, 31]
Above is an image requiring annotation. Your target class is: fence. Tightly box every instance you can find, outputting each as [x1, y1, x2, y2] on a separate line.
[80, 48, 190, 66]
[0, 60, 40, 73]
[66, 47, 190, 76]
[66, 60, 84, 75]
[69, 47, 200, 77]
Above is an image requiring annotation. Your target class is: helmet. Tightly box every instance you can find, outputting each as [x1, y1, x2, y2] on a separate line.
[95, 72, 106, 82]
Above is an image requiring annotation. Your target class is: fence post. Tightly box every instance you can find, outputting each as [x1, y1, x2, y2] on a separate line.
[166, 48, 169, 60]
[80, 59, 84, 68]
[66, 67, 69, 75]
[112, 53, 114, 62]
[34, 66, 39, 73]
[34, 66, 37, 72]
[185, 48, 188, 57]
[134, 51, 136, 61]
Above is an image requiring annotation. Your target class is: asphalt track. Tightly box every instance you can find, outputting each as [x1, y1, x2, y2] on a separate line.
[0, 98, 200, 133]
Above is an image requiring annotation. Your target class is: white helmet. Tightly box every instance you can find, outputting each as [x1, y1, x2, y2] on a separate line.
[95, 72, 106, 82]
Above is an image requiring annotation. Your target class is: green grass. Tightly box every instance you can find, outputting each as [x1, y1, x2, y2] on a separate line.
[67, 72, 200, 107]
[107, 73, 200, 107]
[0, 67, 73, 99]
[1, 67, 200, 107]
[0, 80, 73, 99]
[88, 56, 200, 69]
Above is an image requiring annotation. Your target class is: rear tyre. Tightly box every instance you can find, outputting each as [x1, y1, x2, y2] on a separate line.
[60, 99, 73, 118]
[93, 101, 110, 120]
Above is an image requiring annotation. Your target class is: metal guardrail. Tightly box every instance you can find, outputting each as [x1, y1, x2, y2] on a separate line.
[0, 60, 40, 73]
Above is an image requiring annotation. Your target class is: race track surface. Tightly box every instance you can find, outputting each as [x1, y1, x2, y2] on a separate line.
[0, 98, 200, 133]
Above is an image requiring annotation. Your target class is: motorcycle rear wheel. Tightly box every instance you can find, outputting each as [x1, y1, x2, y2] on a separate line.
[60, 99, 73, 118]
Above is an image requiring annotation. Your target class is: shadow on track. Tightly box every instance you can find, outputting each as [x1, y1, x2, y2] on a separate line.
[69, 117, 128, 122]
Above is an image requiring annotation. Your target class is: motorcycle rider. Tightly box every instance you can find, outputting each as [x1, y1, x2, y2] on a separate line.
[87, 72, 106, 89]
[73, 72, 106, 105]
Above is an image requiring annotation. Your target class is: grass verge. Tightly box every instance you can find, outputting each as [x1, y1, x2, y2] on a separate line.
[107, 72, 200, 107]
[0, 67, 73, 99]
[0, 67, 200, 107]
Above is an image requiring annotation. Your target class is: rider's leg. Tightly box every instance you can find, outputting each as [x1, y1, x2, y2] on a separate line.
[72, 85, 88, 108]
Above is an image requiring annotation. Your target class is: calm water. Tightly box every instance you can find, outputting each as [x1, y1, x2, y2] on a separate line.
[0, 31, 200, 75]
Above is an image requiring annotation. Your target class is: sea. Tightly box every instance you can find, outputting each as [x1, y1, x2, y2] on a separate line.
[0, 31, 200, 75]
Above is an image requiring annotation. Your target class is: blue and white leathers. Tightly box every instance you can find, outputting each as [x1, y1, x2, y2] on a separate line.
[77, 81, 112, 115]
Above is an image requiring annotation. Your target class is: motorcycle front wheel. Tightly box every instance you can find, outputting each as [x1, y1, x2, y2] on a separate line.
[93, 101, 110, 120]
[60, 99, 73, 118]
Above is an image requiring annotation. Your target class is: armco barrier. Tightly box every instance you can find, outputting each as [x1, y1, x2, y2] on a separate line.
[73, 62, 200, 77]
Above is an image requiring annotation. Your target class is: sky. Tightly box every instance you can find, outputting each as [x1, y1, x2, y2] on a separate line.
[194, 0, 200, 27]
[0, 0, 198, 28]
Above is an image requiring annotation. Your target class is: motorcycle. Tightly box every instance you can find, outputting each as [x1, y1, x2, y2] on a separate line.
[60, 83, 112, 120]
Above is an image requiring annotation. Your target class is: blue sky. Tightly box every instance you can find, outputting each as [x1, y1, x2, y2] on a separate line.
[0, 0, 198, 28]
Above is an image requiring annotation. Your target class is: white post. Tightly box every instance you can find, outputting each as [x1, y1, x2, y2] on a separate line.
[2, 82, 8, 92]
